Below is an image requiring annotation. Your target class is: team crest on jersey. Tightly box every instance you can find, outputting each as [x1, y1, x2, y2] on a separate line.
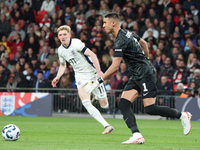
[71, 50, 76, 56]
[78, 81, 81, 85]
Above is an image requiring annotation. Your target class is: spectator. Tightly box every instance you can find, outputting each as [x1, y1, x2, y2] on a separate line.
[23, 2, 35, 33]
[30, 56, 39, 71]
[99, 1, 110, 17]
[175, 82, 184, 96]
[0, 13, 10, 38]
[158, 57, 174, 83]
[189, 69, 200, 89]
[142, 22, 159, 39]
[57, 75, 73, 112]
[47, 48, 58, 66]
[32, 70, 50, 92]
[178, 14, 188, 36]
[140, 18, 150, 34]
[39, 13, 51, 28]
[7, 33, 24, 54]
[32, 0, 44, 12]
[23, 62, 32, 76]
[9, 23, 25, 41]
[24, 26, 39, 46]
[10, 11, 25, 31]
[23, 36, 40, 54]
[6, 74, 17, 92]
[148, 8, 160, 23]
[100, 54, 112, 73]
[0, 36, 11, 53]
[40, 0, 55, 17]
[187, 53, 197, 69]
[144, 29, 157, 46]
[10, 51, 21, 65]
[10, 2, 23, 19]
[33, 62, 50, 79]
[157, 20, 170, 38]
[2, 5, 11, 20]
[25, 48, 37, 63]
[25, 67, 37, 87]
[16, 75, 29, 92]
[50, 12, 57, 32]
[19, 55, 26, 70]
[157, 75, 173, 106]
[39, 45, 49, 63]
[182, 0, 194, 11]
[173, 60, 190, 85]
[87, 8, 98, 28]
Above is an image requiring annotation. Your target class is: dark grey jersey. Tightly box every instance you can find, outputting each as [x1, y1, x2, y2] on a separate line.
[114, 29, 156, 80]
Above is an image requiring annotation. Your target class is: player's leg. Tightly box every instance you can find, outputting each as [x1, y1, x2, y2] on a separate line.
[92, 82, 109, 109]
[78, 86, 114, 134]
[118, 89, 145, 144]
[142, 73, 192, 135]
[143, 97, 192, 135]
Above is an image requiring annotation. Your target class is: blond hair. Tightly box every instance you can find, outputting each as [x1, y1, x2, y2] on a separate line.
[57, 25, 71, 33]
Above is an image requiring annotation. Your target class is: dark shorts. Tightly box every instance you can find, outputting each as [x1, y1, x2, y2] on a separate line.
[124, 73, 157, 99]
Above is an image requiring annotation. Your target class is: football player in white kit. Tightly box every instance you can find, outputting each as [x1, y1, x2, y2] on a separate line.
[51, 25, 114, 134]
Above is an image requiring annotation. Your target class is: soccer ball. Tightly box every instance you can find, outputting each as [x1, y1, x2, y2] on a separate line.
[2, 124, 20, 141]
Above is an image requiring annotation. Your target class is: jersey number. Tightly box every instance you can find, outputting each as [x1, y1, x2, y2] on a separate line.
[98, 85, 104, 94]
[69, 58, 76, 65]
[142, 83, 148, 92]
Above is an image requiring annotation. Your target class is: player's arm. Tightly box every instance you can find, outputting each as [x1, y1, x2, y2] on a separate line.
[56, 62, 66, 79]
[102, 57, 122, 80]
[52, 62, 66, 87]
[138, 38, 149, 58]
[83, 48, 103, 77]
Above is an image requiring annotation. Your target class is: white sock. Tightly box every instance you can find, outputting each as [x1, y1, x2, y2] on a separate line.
[101, 103, 109, 109]
[82, 99, 109, 127]
[133, 132, 142, 137]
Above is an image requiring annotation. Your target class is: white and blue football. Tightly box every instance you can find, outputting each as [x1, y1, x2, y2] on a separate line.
[2, 124, 20, 141]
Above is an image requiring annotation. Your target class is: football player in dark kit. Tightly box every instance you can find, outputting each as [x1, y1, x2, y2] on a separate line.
[85, 12, 192, 144]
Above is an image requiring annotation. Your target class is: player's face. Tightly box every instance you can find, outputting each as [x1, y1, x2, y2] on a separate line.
[58, 30, 71, 46]
[103, 18, 113, 34]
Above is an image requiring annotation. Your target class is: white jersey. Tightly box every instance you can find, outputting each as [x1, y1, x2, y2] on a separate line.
[58, 38, 97, 81]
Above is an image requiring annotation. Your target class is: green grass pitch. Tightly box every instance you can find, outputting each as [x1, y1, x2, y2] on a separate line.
[0, 116, 199, 150]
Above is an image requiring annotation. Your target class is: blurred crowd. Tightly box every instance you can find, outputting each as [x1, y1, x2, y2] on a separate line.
[0, 0, 200, 99]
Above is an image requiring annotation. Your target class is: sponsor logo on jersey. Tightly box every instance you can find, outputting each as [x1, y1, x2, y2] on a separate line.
[115, 49, 122, 52]
[126, 31, 132, 38]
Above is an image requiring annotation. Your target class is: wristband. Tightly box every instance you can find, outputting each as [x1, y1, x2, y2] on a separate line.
[97, 77, 104, 84]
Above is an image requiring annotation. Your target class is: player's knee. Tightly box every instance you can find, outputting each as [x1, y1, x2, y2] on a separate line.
[144, 104, 156, 115]
[101, 102, 109, 109]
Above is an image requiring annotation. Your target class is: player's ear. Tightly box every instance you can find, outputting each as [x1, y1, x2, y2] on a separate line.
[69, 33, 71, 38]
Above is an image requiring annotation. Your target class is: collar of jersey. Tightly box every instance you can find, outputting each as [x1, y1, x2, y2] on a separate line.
[62, 38, 72, 49]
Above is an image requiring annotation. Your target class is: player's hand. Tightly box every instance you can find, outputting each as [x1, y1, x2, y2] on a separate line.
[85, 77, 104, 93]
[51, 77, 59, 87]
[97, 70, 103, 78]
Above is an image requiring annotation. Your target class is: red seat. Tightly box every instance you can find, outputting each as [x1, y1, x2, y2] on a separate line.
[9, 54, 14, 60]
[37, 10, 48, 16]
[35, 15, 44, 24]
[55, 5, 60, 12]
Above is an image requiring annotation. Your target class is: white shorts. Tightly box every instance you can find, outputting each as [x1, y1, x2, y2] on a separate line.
[76, 79, 107, 100]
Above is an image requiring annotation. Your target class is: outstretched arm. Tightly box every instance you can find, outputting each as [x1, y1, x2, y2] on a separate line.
[139, 38, 149, 58]
[84, 48, 103, 77]
[51, 63, 66, 87]
[102, 57, 122, 80]
[85, 57, 122, 94]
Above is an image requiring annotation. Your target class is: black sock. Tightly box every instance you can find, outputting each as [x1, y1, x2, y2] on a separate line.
[118, 98, 139, 134]
[145, 104, 182, 119]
